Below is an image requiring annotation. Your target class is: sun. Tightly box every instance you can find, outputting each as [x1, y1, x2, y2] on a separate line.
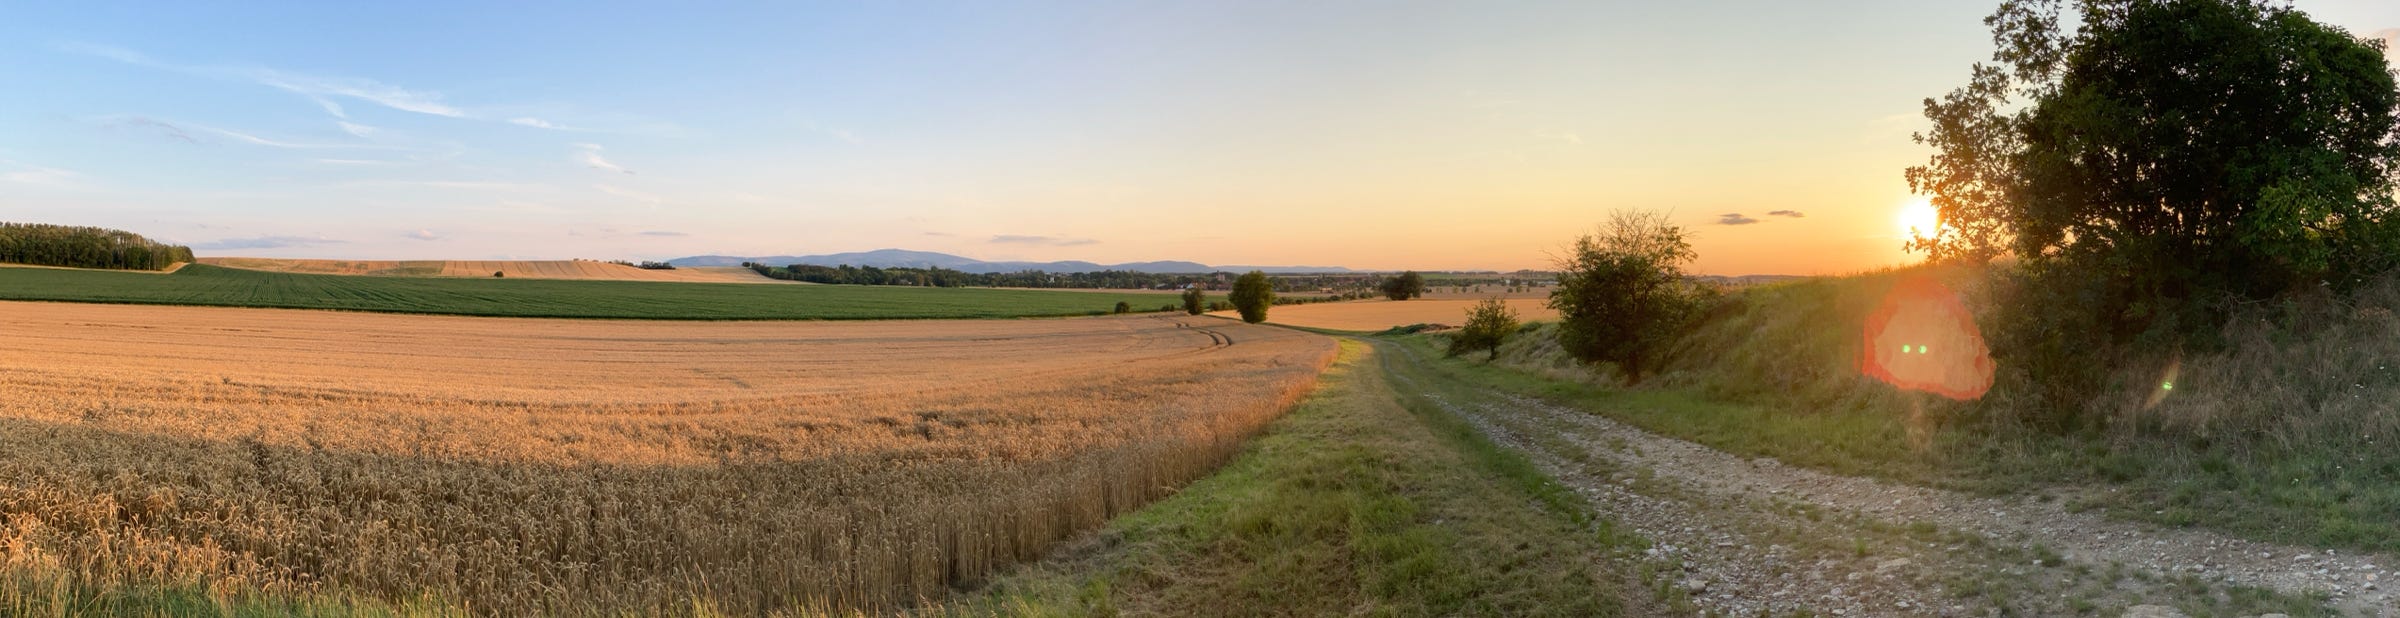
[1898, 197, 1940, 240]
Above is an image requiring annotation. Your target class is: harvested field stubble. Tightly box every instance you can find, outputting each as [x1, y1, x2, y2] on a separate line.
[0, 303, 1334, 614]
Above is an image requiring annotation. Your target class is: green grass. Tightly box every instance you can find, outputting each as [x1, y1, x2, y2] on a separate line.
[957, 340, 1660, 617]
[1428, 266, 2400, 555]
[0, 264, 1193, 320]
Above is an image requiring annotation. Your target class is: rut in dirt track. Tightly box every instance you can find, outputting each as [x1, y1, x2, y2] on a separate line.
[1373, 340, 2395, 618]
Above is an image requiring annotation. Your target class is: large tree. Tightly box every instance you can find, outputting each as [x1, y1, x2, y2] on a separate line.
[1548, 210, 1711, 382]
[1912, 0, 2400, 429]
[1909, 0, 2400, 297]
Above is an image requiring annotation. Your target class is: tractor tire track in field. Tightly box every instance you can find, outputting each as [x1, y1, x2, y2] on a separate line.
[1174, 320, 1236, 347]
[1375, 340, 2389, 617]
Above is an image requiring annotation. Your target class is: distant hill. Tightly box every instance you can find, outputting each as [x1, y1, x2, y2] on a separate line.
[669, 249, 1354, 274]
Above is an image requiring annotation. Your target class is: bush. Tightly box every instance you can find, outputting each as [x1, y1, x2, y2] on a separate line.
[1113, 301, 1132, 314]
[1228, 271, 1274, 324]
[1182, 287, 1206, 315]
[1548, 210, 1712, 383]
[493, 271, 506, 278]
[1448, 298, 1520, 360]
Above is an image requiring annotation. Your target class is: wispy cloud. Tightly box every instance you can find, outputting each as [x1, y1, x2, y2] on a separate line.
[336, 121, 380, 138]
[247, 69, 463, 118]
[341, 179, 549, 192]
[190, 235, 345, 250]
[109, 116, 197, 143]
[1715, 213, 1761, 226]
[508, 117, 589, 131]
[309, 97, 348, 119]
[575, 143, 634, 174]
[1533, 129, 1583, 145]
[105, 115, 382, 150]
[595, 183, 662, 205]
[64, 42, 464, 119]
[403, 229, 442, 241]
[807, 122, 862, 145]
[991, 234, 1098, 246]
[638, 230, 688, 237]
[0, 164, 79, 186]
[1767, 210, 1805, 218]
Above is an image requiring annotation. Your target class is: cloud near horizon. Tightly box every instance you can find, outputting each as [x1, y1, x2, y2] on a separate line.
[0, 160, 79, 186]
[1715, 213, 1761, 226]
[403, 229, 442, 241]
[638, 230, 688, 237]
[1767, 210, 1805, 218]
[190, 235, 346, 250]
[990, 234, 1098, 246]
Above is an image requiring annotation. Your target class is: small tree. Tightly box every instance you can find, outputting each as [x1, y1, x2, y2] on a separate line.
[1112, 301, 1132, 314]
[1228, 271, 1274, 324]
[493, 271, 506, 278]
[1549, 210, 1711, 382]
[1378, 271, 1428, 301]
[1181, 287, 1206, 315]
[1449, 298, 1520, 360]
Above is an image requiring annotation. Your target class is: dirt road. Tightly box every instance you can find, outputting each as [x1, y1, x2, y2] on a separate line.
[1374, 340, 2384, 617]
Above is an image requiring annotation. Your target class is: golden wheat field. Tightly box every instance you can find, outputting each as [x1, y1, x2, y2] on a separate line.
[0, 302, 1333, 614]
[200, 257, 792, 284]
[1215, 298, 1558, 332]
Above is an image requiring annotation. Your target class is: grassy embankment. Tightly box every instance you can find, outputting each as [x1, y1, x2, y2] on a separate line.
[0, 264, 1190, 320]
[955, 340, 1674, 617]
[1407, 267, 2400, 554]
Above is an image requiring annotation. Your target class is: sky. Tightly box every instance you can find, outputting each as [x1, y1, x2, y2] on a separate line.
[1, 2, 2394, 274]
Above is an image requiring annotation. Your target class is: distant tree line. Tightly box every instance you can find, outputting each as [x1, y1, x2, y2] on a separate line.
[604, 260, 678, 270]
[747, 262, 1383, 296]
[0, 222, 194, 271]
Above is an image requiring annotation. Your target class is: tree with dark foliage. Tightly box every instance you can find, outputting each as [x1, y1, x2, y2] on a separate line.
[1379, 271, 1427, 300]
[1910, 0, 2400, 429]
[1181, 287, 1206, 315]
[1228, 271, 1275, 324]
[1548, 210, 1711, 383]
[1449, 298, 1521, 361]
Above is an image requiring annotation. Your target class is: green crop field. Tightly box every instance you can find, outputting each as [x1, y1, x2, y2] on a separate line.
[0, 264, 1190, 320]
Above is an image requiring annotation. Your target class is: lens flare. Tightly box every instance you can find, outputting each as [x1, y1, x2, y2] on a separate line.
[1862, 276, 1995, 400]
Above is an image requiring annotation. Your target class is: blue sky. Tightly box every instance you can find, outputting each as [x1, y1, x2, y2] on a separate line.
[1, 1, 2393, 273]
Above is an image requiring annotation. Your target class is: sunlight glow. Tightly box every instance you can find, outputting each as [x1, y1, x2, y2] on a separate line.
[1898, 197, 1940, 240]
